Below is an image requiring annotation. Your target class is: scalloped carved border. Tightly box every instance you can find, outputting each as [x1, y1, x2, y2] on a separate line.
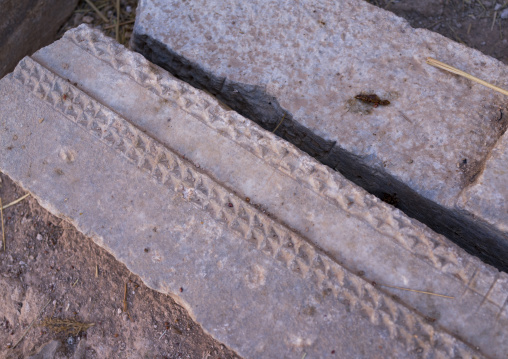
[9, 53, 479, 357]
[61, 25, 483, 287]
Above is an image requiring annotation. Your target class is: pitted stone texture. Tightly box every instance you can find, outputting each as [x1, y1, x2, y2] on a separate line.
[0, 0, 79, 78]
[22, 26, 508, 358]
[131, 0, 508, 270]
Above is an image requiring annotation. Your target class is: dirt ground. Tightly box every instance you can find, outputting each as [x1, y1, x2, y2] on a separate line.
[56, 0, 138, 48]
[1, 0, 507, 358]
[0, 173, 241, 358]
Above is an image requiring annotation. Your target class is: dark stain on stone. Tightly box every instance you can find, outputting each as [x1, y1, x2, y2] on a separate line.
[355, 93, 390, 107]
[302, 306, 316, 316]
[322, 288, 333, 297]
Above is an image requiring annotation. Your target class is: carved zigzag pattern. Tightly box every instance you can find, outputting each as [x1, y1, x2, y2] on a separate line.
[11, 55, 477, 358]
[62, 25, 479, 287]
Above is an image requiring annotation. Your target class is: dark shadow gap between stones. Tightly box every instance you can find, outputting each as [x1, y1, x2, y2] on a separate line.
[131, 33, 508, 273]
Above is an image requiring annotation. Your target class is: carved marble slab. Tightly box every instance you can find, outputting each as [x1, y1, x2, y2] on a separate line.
[1, 26, 506, 358]
[132, 0, 508, 272]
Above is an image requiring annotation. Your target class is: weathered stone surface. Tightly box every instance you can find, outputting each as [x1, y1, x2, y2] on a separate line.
[0, 0, 79, 78]
[1, 26, 507, 358]
[131, 0, 508, 271]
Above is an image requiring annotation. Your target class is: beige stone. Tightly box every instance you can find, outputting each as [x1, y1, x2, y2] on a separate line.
[1, 26, 506, 358]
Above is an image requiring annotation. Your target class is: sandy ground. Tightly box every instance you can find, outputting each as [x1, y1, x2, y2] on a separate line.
[1, 0, 507, 358]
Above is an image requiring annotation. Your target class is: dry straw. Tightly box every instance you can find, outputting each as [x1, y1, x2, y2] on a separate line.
[39, 317, 95, 336]
[426, 57, 508, 97]
[83, 0, 109, 23]
[1, 193, 30, 210]
[379, 283, 454, 299]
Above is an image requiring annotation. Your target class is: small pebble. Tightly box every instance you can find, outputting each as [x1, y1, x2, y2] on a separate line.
[501, 8, 508, 19]
[36, 234, 43, 241]
[117, 308, 122, 315]
[67, 337, 74, 345]
[82, 15, 94, 24]
[495, 3, 502, 11]
[126, 5, 132, 13]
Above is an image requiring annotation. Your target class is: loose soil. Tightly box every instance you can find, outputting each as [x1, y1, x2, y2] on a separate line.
[0, 173, 240, 358]
[1, 0, 507, 358]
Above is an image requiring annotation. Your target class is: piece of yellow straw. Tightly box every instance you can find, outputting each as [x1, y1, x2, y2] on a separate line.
[426, 57, 508, 97]
[1, 193, 30, 210]
[380, 283, 454, 299]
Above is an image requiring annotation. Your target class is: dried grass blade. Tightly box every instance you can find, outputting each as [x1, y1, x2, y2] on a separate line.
[83, 0, 109, 23]
[123, 282, 128, 312]
[115, 0, 120, 42]
[1, 193, 30, 210]
[272, 113, 286, 133]
[103, 19, 135, 30]
[491, 11, 497, 31]
[426, 57, 508, 97]
[380, 283, 454, 299]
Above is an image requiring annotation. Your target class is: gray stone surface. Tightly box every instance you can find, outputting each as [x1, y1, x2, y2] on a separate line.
[0, 0, 79, 78]
[131, 0, 508, 271]
[1, 25, 507, 357]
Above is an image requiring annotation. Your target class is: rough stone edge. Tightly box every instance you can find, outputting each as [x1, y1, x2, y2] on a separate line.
[6, 53, 482, 358]
[62, 25, 505, 290]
